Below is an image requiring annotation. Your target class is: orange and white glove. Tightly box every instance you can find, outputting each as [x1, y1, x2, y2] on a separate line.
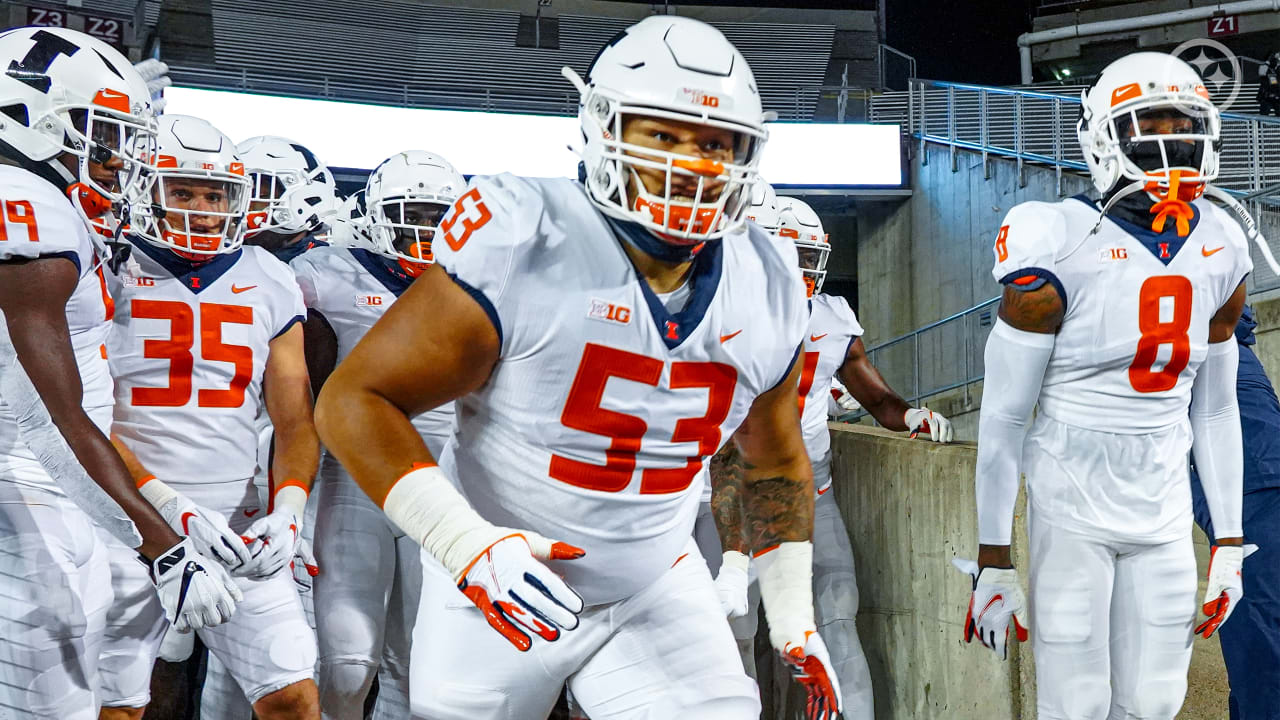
[756, 542, 842, 719]
[241, 483, 308, 579]
[905, 407, 953, 443]
[383, 464, 585, 652]
[138, 476, 253, 574]
[954, 558, 1029, 660]
[291, 536, 320, 593]
[1196, 545, 1247, 638]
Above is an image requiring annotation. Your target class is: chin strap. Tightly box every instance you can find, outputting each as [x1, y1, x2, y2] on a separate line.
[1203, 185, 1280, 276]
[1149, 170, 1196, 237]
[1090, 180, 1146, 237]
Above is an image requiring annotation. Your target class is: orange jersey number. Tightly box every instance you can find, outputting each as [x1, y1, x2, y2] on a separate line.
[1128, 275, 1193, 393]
[0, 200, 38, 243]
[796, 351, 821, 415]
[130, 300, 255, 407]
[550, 343, 738, 495]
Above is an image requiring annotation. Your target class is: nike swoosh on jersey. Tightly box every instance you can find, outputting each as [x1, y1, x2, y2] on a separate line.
[810, 333, 828, 342]
[719, 329, 743, 343]
[231, 284, 257, 294]
[244, 508, 260, 518]
[1202, 245, 1225, 257]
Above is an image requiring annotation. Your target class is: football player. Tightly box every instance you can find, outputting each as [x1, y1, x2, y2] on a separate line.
[96, 114, 321, 720]
[316, 16, 842, 720]
[0, 28, 241, 719]
[961, 52, 1261, 718]
[292, 150, 464, 719]
[703, 194, 952, 719]
[237, 135, 339, 262]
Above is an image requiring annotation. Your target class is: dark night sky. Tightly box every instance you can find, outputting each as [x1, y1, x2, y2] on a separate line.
[885, 0, 1036, 85]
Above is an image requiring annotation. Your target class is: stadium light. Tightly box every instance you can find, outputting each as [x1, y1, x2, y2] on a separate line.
[165, 87, 904, 187]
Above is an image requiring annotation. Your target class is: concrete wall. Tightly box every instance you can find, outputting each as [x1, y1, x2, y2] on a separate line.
[812, 424, 1229, 719]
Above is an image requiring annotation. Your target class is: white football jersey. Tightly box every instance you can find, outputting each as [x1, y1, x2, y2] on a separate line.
[434, 175, 808, 604]
[0, 166, 115, 497]
[994, 195, 1252, 434]
[108, 239, 305, 486]
[290, 245, 456, 451]
[799, 293, 863, 494]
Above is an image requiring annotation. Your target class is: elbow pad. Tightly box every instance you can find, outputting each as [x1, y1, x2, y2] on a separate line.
[0, 326, 142, 547]
[975, 320, 1055, 545]
[1190, 340, 1243, 540]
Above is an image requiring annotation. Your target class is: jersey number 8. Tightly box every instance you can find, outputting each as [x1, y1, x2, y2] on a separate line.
[1128, 275, 1192, 393]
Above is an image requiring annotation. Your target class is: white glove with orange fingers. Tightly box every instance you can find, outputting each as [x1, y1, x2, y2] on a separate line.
[953, 558, 1029, 660]
[756, 542, 842, 720]
[383, 464, 585, 651]
[905, 407, 953, 443]
[291, 536, 320, 593]
[1196, 544, 1255, 638]
[137, 476, 253, 574]
[241, 483, 308, 579]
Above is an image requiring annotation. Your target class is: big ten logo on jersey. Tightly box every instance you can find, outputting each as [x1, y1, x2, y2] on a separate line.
[355, 294, 387, 307]
[1099, 247, 1129, 262]
[122, 275, 157, 288]
[552, 343, 738, 495]
[587, 298, 631, 326]
[0, 199, 38, 242]
[440, 187, 492, 251]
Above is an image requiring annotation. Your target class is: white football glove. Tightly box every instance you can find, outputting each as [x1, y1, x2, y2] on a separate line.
[132, 59, 171, 112]
[714, 550, 750, 618]
[240, 509, 301, 579]
[954, 558, 1029, 660]
[830, 381, 861, 413]
[756, 543, 842, 719]
[905, 407, 953, 443]
[1196, 545, 1250, 638]
[291, 536, 320, 593]
[139, 478, 253, 574]
[148, 538, 243, 633]
[456, 533, 586, 652]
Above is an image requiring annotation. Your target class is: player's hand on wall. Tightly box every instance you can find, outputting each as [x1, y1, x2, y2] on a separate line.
[905, 407, 953, 443]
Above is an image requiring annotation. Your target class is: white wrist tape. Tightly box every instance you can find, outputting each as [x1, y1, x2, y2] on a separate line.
[137, 476, 179, 511]
[272, 484, 309, 521]
[382, 465, 500, 580]
[721, 550, 750, 574]
[0, 325, 142, 547]
[1191, 340, 1244, 540]
[754, 541, 816, 652]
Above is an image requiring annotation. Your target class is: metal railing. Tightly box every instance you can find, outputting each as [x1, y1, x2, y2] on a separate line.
[852, 296, 1000, 420]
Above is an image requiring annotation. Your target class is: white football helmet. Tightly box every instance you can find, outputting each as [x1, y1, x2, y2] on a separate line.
[365, 150, 464, 276]
[562, 16, 771, 245]
[777, 197, 829, 297]
[1078, 52, 1219, 197]
[0, 27, 156, 225]
[746, 177, 780, 231]
[236, 135, 338, 236]
[323, 191, 372, 248]
[128, 114, 249, 259]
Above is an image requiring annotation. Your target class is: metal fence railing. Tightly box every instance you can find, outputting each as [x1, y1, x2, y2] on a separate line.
[850, 297, 1000, 421]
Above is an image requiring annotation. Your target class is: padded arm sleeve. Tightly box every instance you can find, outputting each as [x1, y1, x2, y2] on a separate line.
[0, 327, 142, 548]
[975, 319, 1055, 546]
[1190, 340, 1244, 540]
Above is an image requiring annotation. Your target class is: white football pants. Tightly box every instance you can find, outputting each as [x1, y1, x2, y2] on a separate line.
[1029, 507, 1198, 719]
[0, 495, 112, 720]
[410, 537, 758, 720]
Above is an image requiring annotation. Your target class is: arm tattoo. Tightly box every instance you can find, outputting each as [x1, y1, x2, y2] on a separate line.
[710, 443, 750, 554]
[742, 474, 813, 551]
[997, 284, 1063, 333]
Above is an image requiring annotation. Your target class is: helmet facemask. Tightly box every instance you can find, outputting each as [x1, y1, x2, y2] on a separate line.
[371, 196, 450, 277]
[787, 229, 830, 297]
[134, 169, 249, 262]
[579, 87, 764, 245]
[62, 100, 156, 225]
[245, 167, 309, 234]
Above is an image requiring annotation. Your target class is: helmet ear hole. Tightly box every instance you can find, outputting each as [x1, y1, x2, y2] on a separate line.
[0, 104, 29, 128]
